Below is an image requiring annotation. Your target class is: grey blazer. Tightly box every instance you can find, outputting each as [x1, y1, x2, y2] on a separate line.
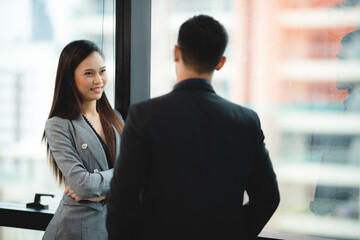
[42, 113, 123, 240]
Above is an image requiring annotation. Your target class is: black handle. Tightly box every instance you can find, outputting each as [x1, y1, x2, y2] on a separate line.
[26, 193, 55, 210]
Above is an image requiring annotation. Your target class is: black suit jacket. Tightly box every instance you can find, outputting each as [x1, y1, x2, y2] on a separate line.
[107, 80, 280, 240]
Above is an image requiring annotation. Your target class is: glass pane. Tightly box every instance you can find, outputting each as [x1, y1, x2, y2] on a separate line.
[0, 0, 115, 239]
[151, 0, 360, 239]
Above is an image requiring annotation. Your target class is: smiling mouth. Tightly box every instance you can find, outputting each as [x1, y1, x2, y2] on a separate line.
[91, 87, 103, 92]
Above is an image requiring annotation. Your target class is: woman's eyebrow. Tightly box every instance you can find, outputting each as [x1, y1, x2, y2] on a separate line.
[83, 66, 106, 71]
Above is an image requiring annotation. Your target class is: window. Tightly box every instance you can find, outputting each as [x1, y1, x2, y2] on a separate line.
[0, 0, 115, 239]
[151, 0, 360, 239]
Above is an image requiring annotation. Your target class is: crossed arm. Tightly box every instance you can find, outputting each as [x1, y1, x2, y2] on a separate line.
[63, 186, 106, 202]
[45, 118, 113, 202]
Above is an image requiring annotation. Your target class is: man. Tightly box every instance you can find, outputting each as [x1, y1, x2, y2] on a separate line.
[107, 15, 280, 240]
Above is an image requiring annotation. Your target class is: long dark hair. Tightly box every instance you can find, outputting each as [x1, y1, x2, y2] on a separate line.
[43, 40, 123, 185]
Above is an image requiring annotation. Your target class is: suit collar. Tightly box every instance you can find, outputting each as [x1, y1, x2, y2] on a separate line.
[71, 115, 109, 170]
[172, 78, 215, 93]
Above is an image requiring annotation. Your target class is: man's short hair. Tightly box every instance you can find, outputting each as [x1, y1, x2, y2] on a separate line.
[177, 15, 228, 74]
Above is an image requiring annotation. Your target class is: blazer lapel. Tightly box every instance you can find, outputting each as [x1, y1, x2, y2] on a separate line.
[114, 125, 121, 161]
[71, 115, 109, 170]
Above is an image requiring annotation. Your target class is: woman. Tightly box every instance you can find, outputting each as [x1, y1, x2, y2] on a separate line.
[42, 40, 124, 240]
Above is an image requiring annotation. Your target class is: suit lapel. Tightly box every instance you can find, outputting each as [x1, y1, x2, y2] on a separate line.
[71, 115, 109, 170]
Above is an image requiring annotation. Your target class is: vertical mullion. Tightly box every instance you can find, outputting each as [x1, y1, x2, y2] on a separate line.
[115, 0, 131, 119]
[115, 0, 151, 120]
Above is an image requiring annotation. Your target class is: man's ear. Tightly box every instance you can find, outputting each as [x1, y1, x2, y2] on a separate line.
[174, 45, 181, 62]
[215, 56, 226, 71]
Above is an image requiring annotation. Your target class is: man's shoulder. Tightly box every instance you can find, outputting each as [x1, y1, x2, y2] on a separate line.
[130, 93, 172, 110]
[129, 91, 258, 121]
[216, 95, 258, 117]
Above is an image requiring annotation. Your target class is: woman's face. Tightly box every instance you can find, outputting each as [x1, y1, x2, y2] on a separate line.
[74, 51, 108, 102]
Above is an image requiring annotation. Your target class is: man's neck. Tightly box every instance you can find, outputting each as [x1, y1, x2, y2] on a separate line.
[176, 72, 213, 84]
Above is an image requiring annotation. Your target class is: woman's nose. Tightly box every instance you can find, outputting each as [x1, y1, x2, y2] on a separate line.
[93, 73, 103, 84]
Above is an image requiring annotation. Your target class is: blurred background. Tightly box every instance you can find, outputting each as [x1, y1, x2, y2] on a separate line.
[151, 1, 360, 239]
[0, 0, 116, 238]
[1, 0, 360, 239]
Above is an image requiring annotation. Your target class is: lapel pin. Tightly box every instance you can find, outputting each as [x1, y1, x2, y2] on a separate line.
[81, 143, 88, 149]
[94, 169, 99, 173]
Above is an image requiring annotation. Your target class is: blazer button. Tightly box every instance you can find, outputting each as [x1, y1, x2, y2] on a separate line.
[82, 143, 88, 149]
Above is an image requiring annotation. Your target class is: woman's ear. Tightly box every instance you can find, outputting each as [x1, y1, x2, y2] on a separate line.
[215, 56, 226, 71]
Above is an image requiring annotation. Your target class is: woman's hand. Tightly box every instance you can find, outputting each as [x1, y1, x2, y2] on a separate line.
[63, 186, 106, 202]
[63, 186, 82, 202]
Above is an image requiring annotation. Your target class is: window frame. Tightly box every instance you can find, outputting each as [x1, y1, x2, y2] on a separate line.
[115, 0, 151, 119]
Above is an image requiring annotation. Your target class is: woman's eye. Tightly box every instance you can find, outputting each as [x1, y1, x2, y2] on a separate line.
[85, 72, 93, 76]
[101, 69, 106, 74]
